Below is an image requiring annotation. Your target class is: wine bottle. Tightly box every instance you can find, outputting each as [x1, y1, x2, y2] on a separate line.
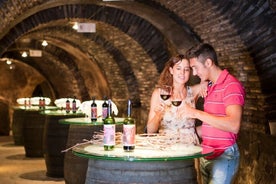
[28, 98, 31, 107]
[42, 97, 46, 109]
[24, 98, 27, 108]
[123, 99, 136, 151]
[102, 96, 108, 121]
[91, 97, 97, 122]
[103, 99, 115, 151]
[72, 96, 77, 113]
[65, 98, 70, 113]
[39, 96, 43, 109]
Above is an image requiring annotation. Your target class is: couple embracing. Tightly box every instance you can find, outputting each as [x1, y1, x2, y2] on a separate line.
[147, 43, 245, 184]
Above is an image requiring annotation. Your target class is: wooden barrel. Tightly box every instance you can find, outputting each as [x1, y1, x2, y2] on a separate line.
[64, 124, 123, 184]
[12, 108, 25, 145]
[23, 110, 45, 157]
[0, 102, 10, 136]
[43, 113, 85, 178]
[85, 159, 197, 184]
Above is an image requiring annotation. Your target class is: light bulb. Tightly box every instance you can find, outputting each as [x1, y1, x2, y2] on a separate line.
[22, 51, 28, 57]
[6, 60, 12, 65]
[42, 40, 48, 47]
[72, 22, 78, 30]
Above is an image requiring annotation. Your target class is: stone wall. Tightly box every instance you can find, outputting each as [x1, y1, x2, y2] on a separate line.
[235, 130, 276, 184]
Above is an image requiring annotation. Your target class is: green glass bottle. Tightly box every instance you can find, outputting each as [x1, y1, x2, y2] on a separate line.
[123, 99, 136, 151]
[103, 99, 115, 151]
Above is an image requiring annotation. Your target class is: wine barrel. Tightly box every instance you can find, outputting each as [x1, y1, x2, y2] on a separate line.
[12, 108, 25, 145]
[64, 125, 95, 184]
[64, 123, 123, 184]
[23, 110, 45, 157]
[0, 102, 10, 136]
[85, 159, 197, 184]
[43, 113, 85, 178]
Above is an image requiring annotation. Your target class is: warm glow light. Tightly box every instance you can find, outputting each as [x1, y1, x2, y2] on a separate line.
[72, 22, 78, 30]
[22, 51, 28, 57]
[42, 40, 48, 47]
[6, 60, 12, 65]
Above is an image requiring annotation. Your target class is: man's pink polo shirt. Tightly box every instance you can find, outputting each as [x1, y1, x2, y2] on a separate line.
[202, 69, 245, 159]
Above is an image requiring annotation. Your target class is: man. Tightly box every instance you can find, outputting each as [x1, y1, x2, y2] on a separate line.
[185, 43, 246, 184]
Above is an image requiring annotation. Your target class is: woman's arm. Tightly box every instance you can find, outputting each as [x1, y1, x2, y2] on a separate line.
[146, 88, 165, 133]
[190, 81, 208, 101]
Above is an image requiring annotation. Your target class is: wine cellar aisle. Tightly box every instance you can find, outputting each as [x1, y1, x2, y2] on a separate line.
[0, 135, 65, 184]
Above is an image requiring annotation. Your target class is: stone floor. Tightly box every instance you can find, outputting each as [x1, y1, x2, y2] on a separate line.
[0, 135, 65, 184]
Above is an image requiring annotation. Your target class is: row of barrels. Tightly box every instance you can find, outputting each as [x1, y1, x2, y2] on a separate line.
[11, 107, 88, 184]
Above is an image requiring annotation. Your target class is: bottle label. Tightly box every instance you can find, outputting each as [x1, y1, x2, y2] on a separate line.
[123, 124, 136, 146]
[102, 107, 108, 119]
[104, 125, 115, 146]
[39, 99, 42, 109]
[72, 102, 77, 112]
[66, 102, 70, 112]
[91, 107, 97, 118]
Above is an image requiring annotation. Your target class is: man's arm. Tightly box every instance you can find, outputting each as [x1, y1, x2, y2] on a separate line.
[183, 104, 243, 134]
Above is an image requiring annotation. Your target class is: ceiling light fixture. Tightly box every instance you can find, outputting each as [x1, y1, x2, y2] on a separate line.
[6, 59, 12, 65]
[22, 51, 28, 57]
[9, 64, 15, 70]
[72, 22, 79, 30]
[42, 40, 48, 47]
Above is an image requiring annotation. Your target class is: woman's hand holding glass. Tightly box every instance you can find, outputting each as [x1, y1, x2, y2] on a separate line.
[154, 102, 166, 117]
[160, 85, 172, 106]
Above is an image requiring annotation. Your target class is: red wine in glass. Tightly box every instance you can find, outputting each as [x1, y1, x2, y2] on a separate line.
[160, 94, 171, 101]
[160, 85, 172, 101]
[171, 100, 182, 106]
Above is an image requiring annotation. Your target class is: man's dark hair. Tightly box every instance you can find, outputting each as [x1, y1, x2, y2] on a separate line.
[186, 43, 219, 66]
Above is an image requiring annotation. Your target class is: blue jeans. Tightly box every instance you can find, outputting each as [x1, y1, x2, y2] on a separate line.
[200, 143, 240, 184]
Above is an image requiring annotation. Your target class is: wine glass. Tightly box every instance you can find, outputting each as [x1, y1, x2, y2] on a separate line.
[160, 85, 172, 101]
[171, 92, 182, 107]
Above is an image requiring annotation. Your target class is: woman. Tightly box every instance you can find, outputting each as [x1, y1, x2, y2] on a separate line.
[146, 54, 206, 145]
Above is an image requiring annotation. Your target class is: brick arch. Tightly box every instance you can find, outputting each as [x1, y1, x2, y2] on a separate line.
[0, 3, 171, 72]
[10, 23, 142, 104]
[0, 4, 174, 106]
[208, 0, 276, 120]
[4, 48, 78, 99]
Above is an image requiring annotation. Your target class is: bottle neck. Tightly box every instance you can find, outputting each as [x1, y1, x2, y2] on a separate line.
[108, 100, 112, 117]
[127, 100, 132, 117]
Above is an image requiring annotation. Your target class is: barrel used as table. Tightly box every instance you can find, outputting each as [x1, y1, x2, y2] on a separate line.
[60, 117, 124, 184]
[12, 106, 26, 145]
[23, 106, 59, 157]
[42, 111, 85, 178]
[12, 106, 59, 146]
[73, 138, 214, 184]
[23, 108, 45, 157]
